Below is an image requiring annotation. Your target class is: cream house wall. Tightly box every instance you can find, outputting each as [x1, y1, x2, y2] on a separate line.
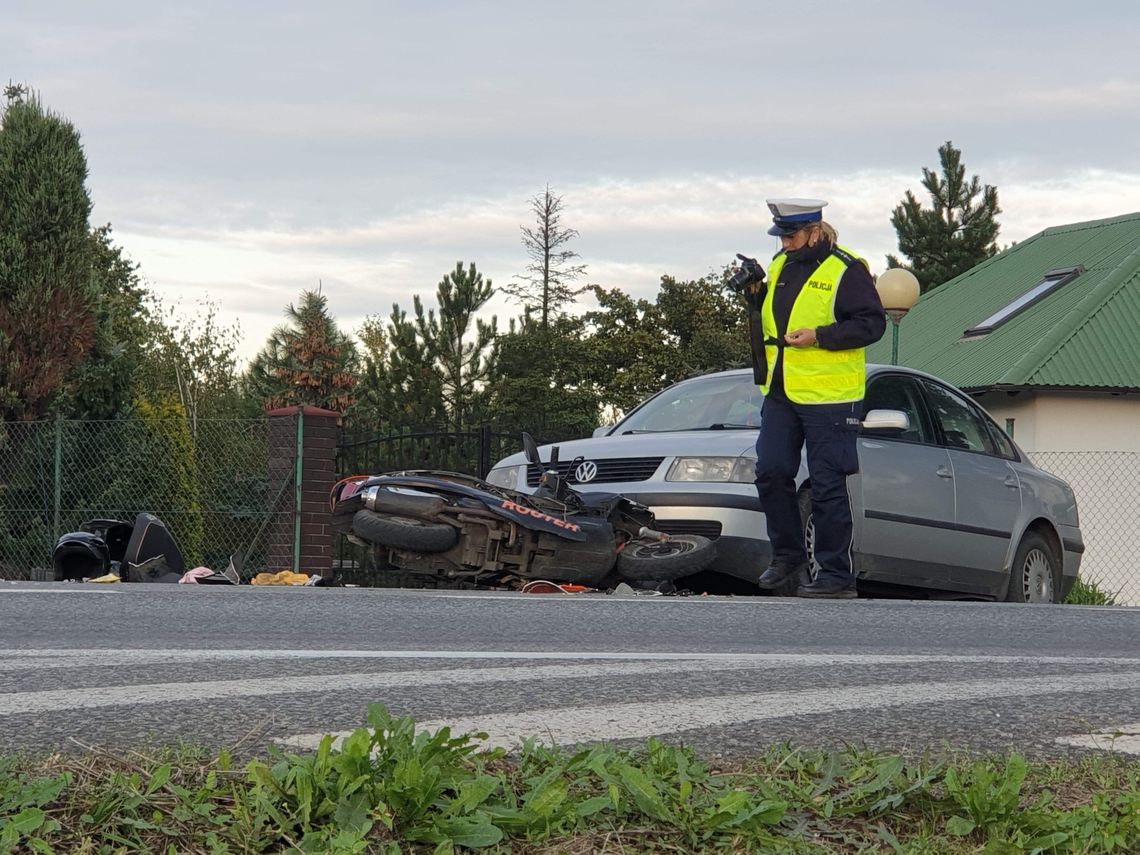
[975, 390, 1140, 453]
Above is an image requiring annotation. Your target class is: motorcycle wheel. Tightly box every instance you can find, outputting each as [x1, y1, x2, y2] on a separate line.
[616, 534, 716, 582]
[352, 510, 458, 553]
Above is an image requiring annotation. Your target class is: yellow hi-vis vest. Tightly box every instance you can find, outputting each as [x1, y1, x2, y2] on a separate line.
[761, 245, 868, 404]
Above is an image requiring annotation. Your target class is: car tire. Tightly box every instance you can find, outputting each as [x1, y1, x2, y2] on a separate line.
[352, 510, 458, 553]
[616, 534, 716, 582]
[1004, 530, 1059, 604]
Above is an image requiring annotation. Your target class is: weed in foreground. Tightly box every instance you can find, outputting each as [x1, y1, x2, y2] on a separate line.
[2, 704, 1140, 853]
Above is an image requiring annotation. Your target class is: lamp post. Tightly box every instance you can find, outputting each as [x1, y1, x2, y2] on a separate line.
[875, 268, 920, 365]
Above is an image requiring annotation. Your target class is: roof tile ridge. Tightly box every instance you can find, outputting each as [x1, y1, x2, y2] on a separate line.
[1000, 242, 1140, 385]
[1044, 211, 1140, 235]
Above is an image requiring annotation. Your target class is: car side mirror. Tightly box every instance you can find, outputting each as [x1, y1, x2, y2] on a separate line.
[592, 425, 612, 438]
[861, 409, 910, 431]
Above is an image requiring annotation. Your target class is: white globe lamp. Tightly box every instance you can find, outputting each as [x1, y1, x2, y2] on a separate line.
[876, 268, 920, 365]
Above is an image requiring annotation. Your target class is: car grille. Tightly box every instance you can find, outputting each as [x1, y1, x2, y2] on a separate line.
[526, 457, 665, 486]
[653, 520, 723, 540]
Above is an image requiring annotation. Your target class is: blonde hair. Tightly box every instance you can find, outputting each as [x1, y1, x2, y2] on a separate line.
[808, 221, 838, 245]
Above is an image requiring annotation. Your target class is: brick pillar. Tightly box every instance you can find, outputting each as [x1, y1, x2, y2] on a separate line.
[265, 406, 341, 576]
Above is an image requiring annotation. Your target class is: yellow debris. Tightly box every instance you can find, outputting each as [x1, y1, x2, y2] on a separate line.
[87, 573, 121, 583]
[251, 570, 311, 586]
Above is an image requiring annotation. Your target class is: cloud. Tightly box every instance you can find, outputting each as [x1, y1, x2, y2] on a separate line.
[1024, 79, 1140, 111]
[115, 166, 1140, 365]
[12, 2, 1136, 368]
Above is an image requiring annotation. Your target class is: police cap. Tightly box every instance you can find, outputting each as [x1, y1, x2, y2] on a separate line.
[766, 198, 828, 236]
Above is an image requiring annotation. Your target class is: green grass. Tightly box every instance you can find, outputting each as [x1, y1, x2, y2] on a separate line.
[1064, 578, 1120, 606]
[2, 704, 1139, 853]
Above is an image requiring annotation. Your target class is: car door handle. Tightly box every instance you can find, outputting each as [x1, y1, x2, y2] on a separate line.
[1004, 476, 1018, 488]
[936, 466, 953, 479]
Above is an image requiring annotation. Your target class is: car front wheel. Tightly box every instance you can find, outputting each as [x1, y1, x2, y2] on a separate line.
[1005, 531, 1059, 604]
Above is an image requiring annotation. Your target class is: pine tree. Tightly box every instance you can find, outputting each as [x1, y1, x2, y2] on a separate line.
[888, 141, 1001, 293]
[414, 262, 497, 430]
[246, 289, 358, 413]
[0, 86, 98, 420]
[354, 262, 497, 431]
[499, 186, 586, 329]
[356, 303, 447, 429]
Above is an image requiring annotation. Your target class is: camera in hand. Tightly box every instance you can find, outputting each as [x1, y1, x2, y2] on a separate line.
[727, 253, 765, 293]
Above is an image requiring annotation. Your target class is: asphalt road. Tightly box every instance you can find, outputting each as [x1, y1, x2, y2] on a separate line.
[3, 582, 1139, 759]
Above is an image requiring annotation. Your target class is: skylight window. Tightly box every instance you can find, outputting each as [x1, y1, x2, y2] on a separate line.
[963, 266, 1084, 337]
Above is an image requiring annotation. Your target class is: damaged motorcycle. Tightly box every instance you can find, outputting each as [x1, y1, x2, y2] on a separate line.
[330, 433, 716, 589]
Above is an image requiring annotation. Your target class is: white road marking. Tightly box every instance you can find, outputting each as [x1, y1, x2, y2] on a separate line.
[0, 658, 782, 716]
[3, 649, 1139, 674]
[1056, 723, 1140, 755]
[281, 671, 1140, 751]
[6, 647, 1139, 753]
[0, 588, 120, 594]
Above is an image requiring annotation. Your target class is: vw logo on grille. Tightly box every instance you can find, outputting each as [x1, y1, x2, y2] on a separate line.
[574, 461, 599, 483]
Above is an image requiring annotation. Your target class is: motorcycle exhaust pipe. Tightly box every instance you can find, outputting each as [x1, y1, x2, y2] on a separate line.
[361, 486, 447, 519]
[638, 526, 670, 542]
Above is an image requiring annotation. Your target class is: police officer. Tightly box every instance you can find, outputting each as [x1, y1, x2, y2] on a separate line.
[752, 199, 886, 598]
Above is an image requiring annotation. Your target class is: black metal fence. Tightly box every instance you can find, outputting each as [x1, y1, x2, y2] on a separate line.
[338, 426, 519, 481]
[332, 424, 583, 584]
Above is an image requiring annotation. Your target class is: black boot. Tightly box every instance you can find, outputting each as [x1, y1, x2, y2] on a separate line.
[796, 577, 857, 599]
[757, 560, 808, 590]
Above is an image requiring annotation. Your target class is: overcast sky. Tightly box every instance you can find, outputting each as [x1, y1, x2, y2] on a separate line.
[6, 1, 1140, 361]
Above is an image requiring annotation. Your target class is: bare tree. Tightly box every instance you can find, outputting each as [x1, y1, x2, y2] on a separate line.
[500, 185, 587, 329]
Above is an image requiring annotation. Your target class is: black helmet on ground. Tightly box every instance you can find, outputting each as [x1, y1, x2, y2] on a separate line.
[53, 531, 110, 581]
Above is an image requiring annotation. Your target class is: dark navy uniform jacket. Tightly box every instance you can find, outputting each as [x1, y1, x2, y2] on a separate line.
[767, 241, 886, 401]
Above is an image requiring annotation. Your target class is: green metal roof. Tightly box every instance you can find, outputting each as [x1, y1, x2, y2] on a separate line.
[866, 211, 1140, 391]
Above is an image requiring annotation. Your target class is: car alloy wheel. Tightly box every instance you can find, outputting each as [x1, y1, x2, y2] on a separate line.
[1005, 530, 1059, 604]
[798, 490, 820, 584]
[1019, 547, 1055, 603]
[803, 513, 822, 583]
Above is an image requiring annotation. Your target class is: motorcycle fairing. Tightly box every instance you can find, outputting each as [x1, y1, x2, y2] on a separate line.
[365, 473, 593, 542]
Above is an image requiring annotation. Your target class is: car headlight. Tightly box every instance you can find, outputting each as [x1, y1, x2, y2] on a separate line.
[666, 456, 756, 483]
[485, 465, 522, 490]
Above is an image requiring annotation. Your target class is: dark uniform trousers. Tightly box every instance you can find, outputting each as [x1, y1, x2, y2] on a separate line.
[753, 394, 862, 586]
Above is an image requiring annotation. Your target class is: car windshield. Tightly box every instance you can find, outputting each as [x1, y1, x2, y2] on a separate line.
[614, 374, 763, 433]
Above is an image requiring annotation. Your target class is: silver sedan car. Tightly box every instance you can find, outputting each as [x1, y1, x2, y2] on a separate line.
[486, 366, 1084, 602]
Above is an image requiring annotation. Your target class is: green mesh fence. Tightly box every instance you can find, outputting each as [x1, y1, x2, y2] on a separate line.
[1032, 451, 1140, 606]
[0, 417, 288, 581]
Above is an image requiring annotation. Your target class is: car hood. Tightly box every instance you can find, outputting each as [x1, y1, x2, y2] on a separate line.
[493, 430, 758, 468]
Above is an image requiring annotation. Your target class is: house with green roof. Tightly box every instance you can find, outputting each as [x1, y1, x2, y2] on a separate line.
[866, 211, 1140, 603]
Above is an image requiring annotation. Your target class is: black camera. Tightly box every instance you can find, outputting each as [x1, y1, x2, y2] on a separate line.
[727, 253, 765, 293]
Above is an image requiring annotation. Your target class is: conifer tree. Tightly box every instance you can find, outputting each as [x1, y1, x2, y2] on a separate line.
[355, 262, 496, 431]
[357, 303, 447, 428]
[0, 85, 152, 420]
[246, 289, 358, 413]
[888, 141, 1001, 293]
[0, 86, 97, 420]
[419, 262, 497, 430]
